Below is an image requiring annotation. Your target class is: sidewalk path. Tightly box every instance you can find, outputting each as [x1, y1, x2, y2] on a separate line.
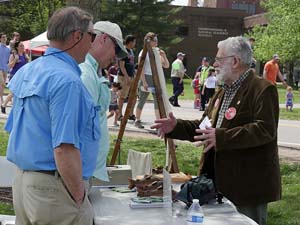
[1, 99, 300, 150]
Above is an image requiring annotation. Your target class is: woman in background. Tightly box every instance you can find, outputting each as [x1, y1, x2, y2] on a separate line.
[1, 41, 29, 114]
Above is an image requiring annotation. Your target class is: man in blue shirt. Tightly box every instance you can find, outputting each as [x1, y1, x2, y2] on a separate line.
[0, 33, 10, 108]
[80, 21, 127, 183]
[5, 7, 99, 225]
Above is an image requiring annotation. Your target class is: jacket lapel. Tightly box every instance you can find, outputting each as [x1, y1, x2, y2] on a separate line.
[220, 73, 253, 128]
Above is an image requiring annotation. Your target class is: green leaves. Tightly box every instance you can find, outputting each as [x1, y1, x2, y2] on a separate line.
[99, 0, 183, 51]
[251, 0, 300, 62]
[0, 0, 64, 40]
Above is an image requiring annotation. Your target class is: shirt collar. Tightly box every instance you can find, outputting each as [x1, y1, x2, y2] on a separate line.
[44, 47, 81, 76]
[223, 69, 251, 92]
[85, 53, 104, 76]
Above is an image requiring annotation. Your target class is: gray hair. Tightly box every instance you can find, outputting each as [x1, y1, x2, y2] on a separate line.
[47, 7, 93, 42]
[217, 36, 252, 67]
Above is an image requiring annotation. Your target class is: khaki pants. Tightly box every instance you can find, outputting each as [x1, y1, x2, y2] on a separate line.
[13, 169, 94, 225]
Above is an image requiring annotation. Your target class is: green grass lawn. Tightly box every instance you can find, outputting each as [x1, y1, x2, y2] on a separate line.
[1, 127, 300, 224]
[4, 87, 9, 95]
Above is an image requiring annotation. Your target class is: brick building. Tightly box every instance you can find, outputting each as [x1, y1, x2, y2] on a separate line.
[168, 6, 248, 75]
[203, 0, 265, 15]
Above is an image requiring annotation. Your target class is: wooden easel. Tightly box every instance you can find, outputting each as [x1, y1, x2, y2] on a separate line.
[110, 38, 179, 173]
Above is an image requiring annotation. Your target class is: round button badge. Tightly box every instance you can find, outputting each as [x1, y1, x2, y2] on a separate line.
[225, 107, 236, 120]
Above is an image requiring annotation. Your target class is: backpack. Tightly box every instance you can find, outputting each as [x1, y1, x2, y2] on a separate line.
[175, 174, 218, 207]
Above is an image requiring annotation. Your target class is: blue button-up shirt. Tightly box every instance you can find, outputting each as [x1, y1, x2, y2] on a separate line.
[80, 53, 110, 181]
[5, 48, 101, 179]
[0, 43, 10, 72]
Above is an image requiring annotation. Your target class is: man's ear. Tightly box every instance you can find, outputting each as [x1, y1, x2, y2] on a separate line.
[232, 56, 240, 69]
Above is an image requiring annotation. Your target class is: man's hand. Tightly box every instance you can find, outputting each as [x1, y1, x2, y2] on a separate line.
[282, 81, 288, 88]
[193, 127, 216, 152]
[74, 191, 85, 208]
[150, 112, 177, 138]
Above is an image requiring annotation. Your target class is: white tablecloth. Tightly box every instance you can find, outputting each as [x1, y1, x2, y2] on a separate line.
[89, 187, 258, 225]
[0, 156, 17, 187]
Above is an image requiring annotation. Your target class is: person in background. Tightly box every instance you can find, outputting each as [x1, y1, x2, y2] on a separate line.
[169, 52, 185, 107]
[9, 31, 20, 50]
[151, 36, 281, 225]
[107, 62, 118, 87]
[192, 73, 200, 109]
[0, 32, 10, 108]
[285, 86, 294, 112]
[263, 54, 287, 87]
[201, 68, 216, 106]
[134, 32, 169, 129]
[117, 35, 137, 121]
[5, 7, 98, 225]
[80, 21, 128, 183]
[293, 71, 299, 89]
[1, 41, 29, 114]
[195, 57, 206, 76]
[107, 82, 122, 126]
[199, 57, 212, 111]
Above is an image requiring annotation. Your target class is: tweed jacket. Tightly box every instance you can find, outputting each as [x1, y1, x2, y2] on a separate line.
[168, 71, 281, 206]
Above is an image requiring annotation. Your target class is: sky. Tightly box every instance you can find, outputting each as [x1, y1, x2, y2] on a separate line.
[171, 0, 204, 6]
[171, 0, 188, 5]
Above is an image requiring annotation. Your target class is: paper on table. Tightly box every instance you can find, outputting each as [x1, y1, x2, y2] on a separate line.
[199, 116, 212, 130]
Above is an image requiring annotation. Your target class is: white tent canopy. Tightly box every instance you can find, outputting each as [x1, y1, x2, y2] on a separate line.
[29, 31, 49, 49]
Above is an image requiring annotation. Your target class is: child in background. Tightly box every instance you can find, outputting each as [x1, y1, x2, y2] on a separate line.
[286, 86, 294, 112]
[191, 73, 200, 109]
[107, 82, 122, 126]
[201, 68, 217, 108]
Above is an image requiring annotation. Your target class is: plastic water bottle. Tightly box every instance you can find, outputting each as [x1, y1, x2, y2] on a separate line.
[186, 199, 204, 224]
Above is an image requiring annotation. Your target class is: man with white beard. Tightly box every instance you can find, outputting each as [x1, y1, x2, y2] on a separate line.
[151, 36, 281, 225]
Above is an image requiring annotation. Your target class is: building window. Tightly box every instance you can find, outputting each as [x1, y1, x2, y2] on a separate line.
[232, 3, 256, 15]
[175, 26, 189, 36]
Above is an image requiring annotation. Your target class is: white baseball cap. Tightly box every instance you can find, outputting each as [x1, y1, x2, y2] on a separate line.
[93, 21, 128, 59]
[273, 54, 280, 60]
[177, 52, 186, 57]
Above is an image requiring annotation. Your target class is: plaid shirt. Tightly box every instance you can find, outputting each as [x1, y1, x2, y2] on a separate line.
[216, 69, 251, 128]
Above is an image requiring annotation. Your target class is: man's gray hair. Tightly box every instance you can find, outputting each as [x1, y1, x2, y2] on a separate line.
[47, 7, 93, 42]
[218, 36, 252, 67]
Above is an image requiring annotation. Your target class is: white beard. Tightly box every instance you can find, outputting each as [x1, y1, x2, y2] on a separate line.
[216, 65, 232, 84]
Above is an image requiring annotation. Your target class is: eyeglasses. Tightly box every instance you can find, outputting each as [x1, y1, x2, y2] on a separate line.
[215, 55, 235, 62]
[87, 31, 96, 42]
[108, 36, 121, 56]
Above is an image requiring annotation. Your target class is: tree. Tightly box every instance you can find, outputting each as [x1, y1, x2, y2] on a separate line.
[98, 0, 183, 51]
[251, 0, 300, 62]
[0, 0, 64, 40]
[65, 0, 102, 19]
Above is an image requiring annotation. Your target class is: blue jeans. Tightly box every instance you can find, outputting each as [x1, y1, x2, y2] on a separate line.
[171, 77, 183, 105]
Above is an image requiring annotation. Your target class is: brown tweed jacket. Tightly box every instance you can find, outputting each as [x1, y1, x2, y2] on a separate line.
[167, 71, 281, 206]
